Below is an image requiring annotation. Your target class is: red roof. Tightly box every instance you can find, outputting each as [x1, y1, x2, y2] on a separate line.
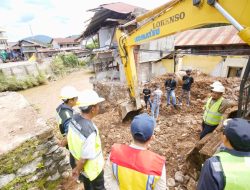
[53, 38, 79, 44]
[100, 2, 138, 14]
[175, 25, 245, 46]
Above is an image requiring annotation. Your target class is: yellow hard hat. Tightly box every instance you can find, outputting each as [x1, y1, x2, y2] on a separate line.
[60, 86, 79, 100]
[77, 89, 105, 107]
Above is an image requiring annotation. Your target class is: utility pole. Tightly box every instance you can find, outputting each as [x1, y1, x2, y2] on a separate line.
[29, 24, 34, 39]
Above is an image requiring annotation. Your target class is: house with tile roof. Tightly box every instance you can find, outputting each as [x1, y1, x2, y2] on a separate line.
[51, 38, 80, 50]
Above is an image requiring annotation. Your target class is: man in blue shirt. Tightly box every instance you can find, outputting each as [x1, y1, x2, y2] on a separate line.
[197, 118, 250, 190]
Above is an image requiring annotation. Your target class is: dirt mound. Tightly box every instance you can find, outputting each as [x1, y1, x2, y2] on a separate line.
[56, 71, 240, 189]
[94, 71, 240, 189]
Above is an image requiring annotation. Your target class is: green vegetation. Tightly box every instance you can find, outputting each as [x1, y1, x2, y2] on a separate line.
[0, 138, 42, 174]
[0, 72, 47, 92]
[86, 38, 99, 50]
[50, 53, 86, 76]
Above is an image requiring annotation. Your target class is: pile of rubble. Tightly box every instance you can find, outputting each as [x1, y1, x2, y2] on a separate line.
[93, 71, 240, 190]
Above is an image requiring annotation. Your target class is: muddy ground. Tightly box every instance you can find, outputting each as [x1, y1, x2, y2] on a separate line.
[91, 72, 240, 190]
[22, 70, 240, 190]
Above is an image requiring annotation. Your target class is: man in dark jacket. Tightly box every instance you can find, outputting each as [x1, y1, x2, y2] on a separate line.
[56, 86, 79, 168]
[143, 85, 151, 109]
[197, 118, 250, 190]
[180, 69, 194, 106]
[165, 74, 177, 108]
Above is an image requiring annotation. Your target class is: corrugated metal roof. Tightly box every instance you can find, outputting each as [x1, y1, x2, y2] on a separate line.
[79, 2, 143, 40]
[52, 38, 79, 44]
[101, 2, 138, 14]
[175, 25, 245, 47]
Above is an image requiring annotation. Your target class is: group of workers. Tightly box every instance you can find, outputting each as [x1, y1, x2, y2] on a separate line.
[143, 69, 194, 120]
[56, 80, 250, 190]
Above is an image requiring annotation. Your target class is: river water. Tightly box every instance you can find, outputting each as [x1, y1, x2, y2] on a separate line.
[20, 70, 93, 120]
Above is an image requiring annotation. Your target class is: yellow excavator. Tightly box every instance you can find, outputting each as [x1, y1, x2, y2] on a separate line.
[116, 0, 250, 120]
[116, 0, 250, 175]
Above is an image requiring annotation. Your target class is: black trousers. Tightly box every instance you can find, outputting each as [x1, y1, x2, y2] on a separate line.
[144, 96, 151, 109]
[81, 170, 105, 190]
[200, 121, 218, 139]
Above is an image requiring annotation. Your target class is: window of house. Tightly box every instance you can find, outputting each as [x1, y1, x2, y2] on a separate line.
[227, 67, 243, 78]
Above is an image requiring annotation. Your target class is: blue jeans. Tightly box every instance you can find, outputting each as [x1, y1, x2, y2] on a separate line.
[166, 90, 176, 105]
[180, 89, 190, 105]
[151, 102, 160, 119]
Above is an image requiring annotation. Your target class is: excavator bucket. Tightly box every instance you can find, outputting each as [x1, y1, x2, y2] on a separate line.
[118, 97, 143, 121]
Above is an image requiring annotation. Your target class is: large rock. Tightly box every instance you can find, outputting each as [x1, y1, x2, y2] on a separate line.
[17, 157, 42, 177]
[0, 92, 53, 155]
[0, 92, 69, 189]
[167, 177, 176, 187]
[174, 171, 184, 183]
[0, 174, 15, 188]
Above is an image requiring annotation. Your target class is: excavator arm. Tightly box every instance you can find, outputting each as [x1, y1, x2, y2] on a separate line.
[116, 0, 250, 119]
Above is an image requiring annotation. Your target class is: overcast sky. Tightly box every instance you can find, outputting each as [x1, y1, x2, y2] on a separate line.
[0, 0, 170, 42]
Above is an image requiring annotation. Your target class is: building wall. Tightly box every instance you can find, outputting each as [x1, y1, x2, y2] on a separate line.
[221, 56, 249, 78]
[52, 41, 60, 49]
[150, 59, 174, 78]
[138, 62, 151, 83]
[178, 55, 223, 76]
[98, 27, 115, 49]
[139, 36, 175, 63]
[0, 30, 7, 50]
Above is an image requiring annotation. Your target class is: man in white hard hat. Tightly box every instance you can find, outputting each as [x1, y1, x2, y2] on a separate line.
[200, 83, 237, 139]
[67, 89, 106, 190]
[56, 86, 79, 169]
[210, 81, 223, 88]
[56, 86, 79, 146]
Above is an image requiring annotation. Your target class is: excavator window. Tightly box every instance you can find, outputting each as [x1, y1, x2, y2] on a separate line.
[193, 0, 201, 6]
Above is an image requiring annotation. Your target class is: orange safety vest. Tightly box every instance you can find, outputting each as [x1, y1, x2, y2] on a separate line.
[110, 144, 165, 190]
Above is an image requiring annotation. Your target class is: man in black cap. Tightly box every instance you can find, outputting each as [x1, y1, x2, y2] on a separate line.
[104, 113, 167, 190]
[197, 118, 250, 190]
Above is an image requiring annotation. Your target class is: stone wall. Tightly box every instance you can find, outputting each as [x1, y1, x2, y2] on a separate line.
[0, 59, 52, 80]
[93, 81, 131, 104]
[0, 92, 70, 189]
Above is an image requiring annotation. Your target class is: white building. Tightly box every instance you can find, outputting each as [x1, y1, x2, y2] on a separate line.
[51, 38, 80, 50]
[0, 27, 7, 50]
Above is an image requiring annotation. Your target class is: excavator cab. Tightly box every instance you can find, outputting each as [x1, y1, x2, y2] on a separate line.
[238, 58, 250, 119]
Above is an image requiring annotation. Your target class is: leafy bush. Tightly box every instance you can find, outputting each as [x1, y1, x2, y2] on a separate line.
[0, 72, 47, 92]
[36, 72, 47, 85]
[50, 56, 66, 76]
[79, 60, 86, 66]
[86, 38, 99, 50]
[50, 53, 84, 76]
[63, 53, 79, 67]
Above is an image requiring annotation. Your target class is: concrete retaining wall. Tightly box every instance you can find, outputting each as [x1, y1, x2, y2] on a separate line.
[0, 59, 52, 79]
[0, 92, 70, 189]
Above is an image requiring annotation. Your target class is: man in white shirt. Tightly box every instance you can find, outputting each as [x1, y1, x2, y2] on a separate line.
[151, 85, 163, 120]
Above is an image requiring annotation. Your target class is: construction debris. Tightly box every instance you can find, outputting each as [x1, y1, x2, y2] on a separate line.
[93, 71, 240, 190]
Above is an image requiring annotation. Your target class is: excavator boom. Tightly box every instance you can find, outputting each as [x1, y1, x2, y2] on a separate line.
[116, 0, 250, 119]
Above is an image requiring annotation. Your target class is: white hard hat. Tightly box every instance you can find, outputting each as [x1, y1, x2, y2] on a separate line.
[78, 89, 105, 107]
[60, 86, 79, 100]
[212, 85, 225, 93]
[210, 81, 223, 88]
